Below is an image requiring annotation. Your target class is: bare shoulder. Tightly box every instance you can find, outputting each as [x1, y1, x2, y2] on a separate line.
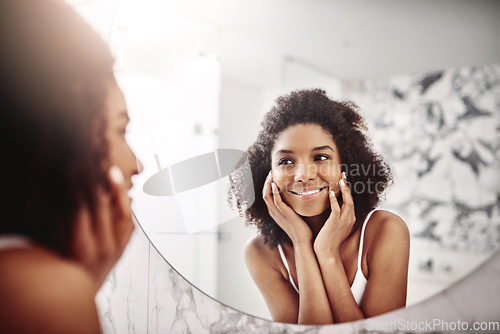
[364, 210, 410, 256]
[0, 245, 95, 289]
[244, 235, 286, 277]
[245, 235, 273, 265]
[365, 210, 409, 241]
[0, 246, 100, 334]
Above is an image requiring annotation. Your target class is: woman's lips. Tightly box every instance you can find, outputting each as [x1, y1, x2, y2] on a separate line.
[288, 187, 326, 200]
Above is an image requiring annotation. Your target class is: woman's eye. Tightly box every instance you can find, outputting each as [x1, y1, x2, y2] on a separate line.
[278, 158, 293, 166]
[314, 154, 330, 161]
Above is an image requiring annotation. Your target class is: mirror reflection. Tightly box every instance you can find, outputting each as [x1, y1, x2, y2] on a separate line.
[229, 98, 410, 323]
[72, 0, 500, 322]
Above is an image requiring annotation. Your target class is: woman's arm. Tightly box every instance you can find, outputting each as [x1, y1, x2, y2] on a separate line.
[292, 240, 333, 324]
[317, 211, 410, 322]
[245, 237, 299, 323]
[313, 178, 365, 322]
[316, 252, 365, 323]
[245, 236, 333, 324]
[257, 172, 333, 324]
[314, 177, 410, 323]
[356, 211, 410, 318]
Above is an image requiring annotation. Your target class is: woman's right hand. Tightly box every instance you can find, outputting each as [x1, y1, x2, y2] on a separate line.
[70, 166, 135, 291]
[262, 171, 312, 244]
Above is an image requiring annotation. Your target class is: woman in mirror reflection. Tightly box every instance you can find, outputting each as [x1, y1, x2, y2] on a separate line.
[231, 89, 410, 324]
[0, 1, 141, 333]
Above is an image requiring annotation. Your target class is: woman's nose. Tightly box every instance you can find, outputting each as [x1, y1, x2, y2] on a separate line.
[136, 158, 143, 175]
[294, 163, 317, 182]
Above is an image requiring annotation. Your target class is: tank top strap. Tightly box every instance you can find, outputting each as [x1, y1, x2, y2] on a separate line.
[277, 243, 299, 293]
[0, 235, 32, 251]
[357, 209, 378, 268]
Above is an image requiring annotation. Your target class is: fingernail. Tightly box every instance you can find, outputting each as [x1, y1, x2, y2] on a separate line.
[109, 165, 124, 184]
[342, 171, 347, 179]
[271, 182, 276, 192]
[330, 191, 335, 197]
[339, 178, 345, 187]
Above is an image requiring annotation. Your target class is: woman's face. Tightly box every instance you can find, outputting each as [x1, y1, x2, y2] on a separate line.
[271, 123, 342, 217]
[104, 79, 141, 191]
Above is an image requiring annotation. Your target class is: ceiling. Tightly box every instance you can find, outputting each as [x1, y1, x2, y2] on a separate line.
[70, 0, 500, 88]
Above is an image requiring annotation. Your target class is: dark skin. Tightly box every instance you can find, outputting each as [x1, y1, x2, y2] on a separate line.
[0, 80, 140, 333]
[245, 124, 410, 324]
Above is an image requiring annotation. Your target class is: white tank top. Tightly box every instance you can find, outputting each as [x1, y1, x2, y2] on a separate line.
[277, 208, 378, 305]
[0, 235, 32, 251]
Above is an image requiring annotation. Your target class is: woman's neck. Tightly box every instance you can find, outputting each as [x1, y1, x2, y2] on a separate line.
[302, 209, 331, 239]
[301, 203, 359, 241]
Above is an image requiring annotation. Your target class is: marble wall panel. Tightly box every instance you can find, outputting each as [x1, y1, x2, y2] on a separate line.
[344, 64, 500, 252]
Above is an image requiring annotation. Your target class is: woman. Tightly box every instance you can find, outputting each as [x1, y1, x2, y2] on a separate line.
[0, 1, 140, 333]
[231, 89, 410, 324]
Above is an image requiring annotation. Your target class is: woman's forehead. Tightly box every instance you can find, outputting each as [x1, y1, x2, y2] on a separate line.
[275, 123, 334, 144]
[273, 123, 336, 151]
[105, 80, 128, 120]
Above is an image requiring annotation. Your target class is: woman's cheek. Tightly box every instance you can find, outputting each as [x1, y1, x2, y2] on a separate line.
[271, 169, 287, 193]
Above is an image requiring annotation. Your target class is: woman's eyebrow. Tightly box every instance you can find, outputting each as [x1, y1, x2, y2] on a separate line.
[313, 145, 334, 152]
[274, 145, 334, 156]
[275, 149, 294, 156]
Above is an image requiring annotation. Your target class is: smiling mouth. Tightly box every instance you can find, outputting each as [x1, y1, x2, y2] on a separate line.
[289, 187, 326, 196]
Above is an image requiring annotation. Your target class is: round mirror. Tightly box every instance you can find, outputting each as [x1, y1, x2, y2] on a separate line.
[72, 0, 500, 322]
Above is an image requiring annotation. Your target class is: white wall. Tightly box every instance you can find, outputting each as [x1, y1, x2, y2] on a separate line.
[216, 77, 271, 319]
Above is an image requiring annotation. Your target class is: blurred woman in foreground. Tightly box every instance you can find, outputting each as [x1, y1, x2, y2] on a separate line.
[0, 1, 141, 332]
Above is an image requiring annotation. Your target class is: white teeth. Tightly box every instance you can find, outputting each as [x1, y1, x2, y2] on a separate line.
[296, 189, 321, 196]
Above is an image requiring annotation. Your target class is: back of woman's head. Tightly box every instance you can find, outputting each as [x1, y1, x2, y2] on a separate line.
[230, 89, 393, 247]
[0, 0, 115, 255]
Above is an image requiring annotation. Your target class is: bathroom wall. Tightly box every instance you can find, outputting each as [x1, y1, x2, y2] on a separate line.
[344, 63, 500, 253]
[215, 77, 271, 319]
[343, 63, 500, 305]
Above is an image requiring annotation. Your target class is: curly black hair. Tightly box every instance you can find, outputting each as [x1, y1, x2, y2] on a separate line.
[230, 89, 393, 248]
[0, 0, 115, 256]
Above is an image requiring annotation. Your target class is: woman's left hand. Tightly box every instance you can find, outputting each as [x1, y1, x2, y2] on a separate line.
[313, 174, 356, 257]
